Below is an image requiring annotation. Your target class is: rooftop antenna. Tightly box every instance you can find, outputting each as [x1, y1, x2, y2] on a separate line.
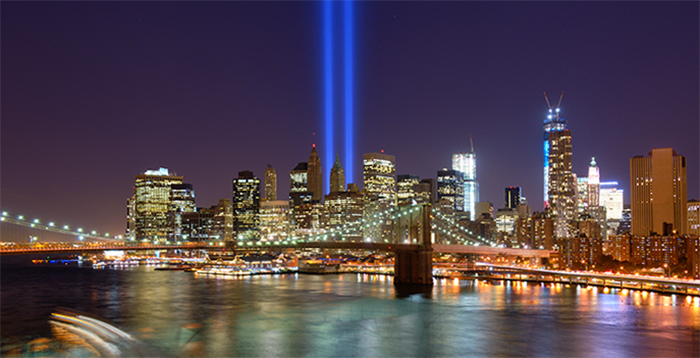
[469, 134, 474, 152]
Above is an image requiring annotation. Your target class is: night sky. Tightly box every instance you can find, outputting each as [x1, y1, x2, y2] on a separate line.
[2, 1, 698, 236]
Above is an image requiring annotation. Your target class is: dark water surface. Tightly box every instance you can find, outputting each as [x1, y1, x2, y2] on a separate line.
[2, 255, 699, 357]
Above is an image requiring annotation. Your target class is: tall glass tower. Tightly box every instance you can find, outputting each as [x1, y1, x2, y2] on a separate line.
[543, 94, 567, 208]
[452, 151, 477, 220]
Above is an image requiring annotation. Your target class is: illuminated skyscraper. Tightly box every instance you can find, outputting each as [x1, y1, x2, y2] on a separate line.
[547, 129, 576, 238]
[260, 200, 289, 241]
[587, 158, 600, 207]
[363, 152, 396, 241]
[330, 154, 345, 193]
[264, 165, 277, 201]
[630, 148, 687, 236]
[131, 167, 184, 243]
[543, 93, 567, 208]
[307, 145, 323, 202]
[437, 169, 464, 213]
[170, 183, 196, 241]
[453, 144, 477, 220]
[232, 170, 260, 240]
[397, 174, 420, 205]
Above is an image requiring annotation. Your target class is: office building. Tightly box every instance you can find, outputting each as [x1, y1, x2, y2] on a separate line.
[397, 174, 421, 206]
[419, 178, 436, 204]
[260, 200, 290, 241]
[170, 183, 196, 241]
[330, 154, 345, 193]
[453, 146, 478, 220]
[547, 129, 576, 238]
[505, 187, 521, 209]
[543, 95, 567, 208]
[264, 165, 277, 201]
[131, 167, 184, 243]
[363, 152, 397, 241]
[181, 199, 233, 242]
[324, 189, 363, 241]
[437, 169, 464, 213]
[587, 158, 600, 208]
[630, 148, 687, 235]
[232, 171, 261, 240]
[576, 176, 588, 215]
[601, 187, 624, 237]
[307, 145, 323, 201]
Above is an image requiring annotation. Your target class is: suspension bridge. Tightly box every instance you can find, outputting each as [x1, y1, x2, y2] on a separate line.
[0, 204, 550, 285]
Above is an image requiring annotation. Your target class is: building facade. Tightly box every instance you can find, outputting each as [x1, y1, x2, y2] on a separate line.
[630, 148, 688, 236]
[307, 145, 323, 202]
[505, 187, 521, 209]
[547, 129, 576, 238]
[437, 169, 464, 213]
[232, 170, 261, 240]
[363, 152, 397, 241]
[330, 154, 345, 194]
[131, 167, 184, 243]
[453, 151, 478, 220]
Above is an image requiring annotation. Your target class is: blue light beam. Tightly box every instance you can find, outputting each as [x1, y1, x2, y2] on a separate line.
[343, 0, 354, 185]
[323, 0, 333, 196]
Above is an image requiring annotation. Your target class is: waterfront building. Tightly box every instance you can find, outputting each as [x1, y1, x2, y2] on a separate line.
[630, 148, 688, 235]
[330, 154, 345, 194]
[169, 183, 196, 241]
[437, 169, 464, 213]
[260, 200, 289, 242]
[607, 234, 631, 262]
[453, 149, 478, 220]
[363, 152, 397, 241]
[181, 199, 233, 242]
[547, 129, 576, 239]
[505, 187, 521, 210]
[687, 199, 700, 236]
[264, 165, 277, 201]
[560, 233, 603, 270]
[307, 145, 323, 202]
[232, 171, 260, 241]
[494, 208, 518, 238]
[131, 167, 184, 243]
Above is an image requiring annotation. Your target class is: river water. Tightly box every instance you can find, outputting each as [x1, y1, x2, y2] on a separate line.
[1, 255, 699, 357]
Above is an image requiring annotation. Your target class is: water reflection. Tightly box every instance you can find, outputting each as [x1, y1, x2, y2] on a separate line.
[2, 263, 699, 357]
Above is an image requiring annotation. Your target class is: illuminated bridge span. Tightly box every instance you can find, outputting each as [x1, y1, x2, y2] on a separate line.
[1, 204, 549, 284]
[0, 211, 120, 242]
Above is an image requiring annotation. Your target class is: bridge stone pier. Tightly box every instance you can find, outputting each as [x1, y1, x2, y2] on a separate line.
[393, 204, 433, 286]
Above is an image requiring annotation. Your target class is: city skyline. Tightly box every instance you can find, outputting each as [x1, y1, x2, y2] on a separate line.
[2, 1, 698, 236]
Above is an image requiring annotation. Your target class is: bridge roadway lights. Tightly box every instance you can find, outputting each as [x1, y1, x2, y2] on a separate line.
[393, 203, 434, 287]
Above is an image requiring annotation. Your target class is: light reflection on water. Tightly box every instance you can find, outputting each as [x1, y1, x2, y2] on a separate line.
[1, 260, 699, 357]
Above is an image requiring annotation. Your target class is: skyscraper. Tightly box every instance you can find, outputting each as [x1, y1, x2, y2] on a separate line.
[587, 158, 600, 208]
[505, 187, 521, 209]
[630, 148, 687, 236]
[363, 152, 396, 241]
[131, 167, 184, 243]
[543, 93, 567, 208]
[437, 169, 464, 212]
[453, 142, 477, 220]
[264, 165, 277, 201]
[547, 129, 576, 238]
[397, 174, 420, 205]
[170, 183, 196, 241]
[232, 170, 261, 240]
[307, 145, 323, 201]
[330, 154, 345, 193]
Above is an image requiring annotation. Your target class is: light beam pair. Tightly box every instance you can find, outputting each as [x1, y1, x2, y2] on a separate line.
[323, 0, 354, 195]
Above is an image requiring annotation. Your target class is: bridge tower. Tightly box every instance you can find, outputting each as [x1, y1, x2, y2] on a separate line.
[393, 203, 433, 286]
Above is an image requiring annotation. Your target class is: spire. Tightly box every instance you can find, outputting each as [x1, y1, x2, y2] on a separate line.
[590, 157, 597, 167]
[469, 134, 474, 153]
[333, 153, 342, 169]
